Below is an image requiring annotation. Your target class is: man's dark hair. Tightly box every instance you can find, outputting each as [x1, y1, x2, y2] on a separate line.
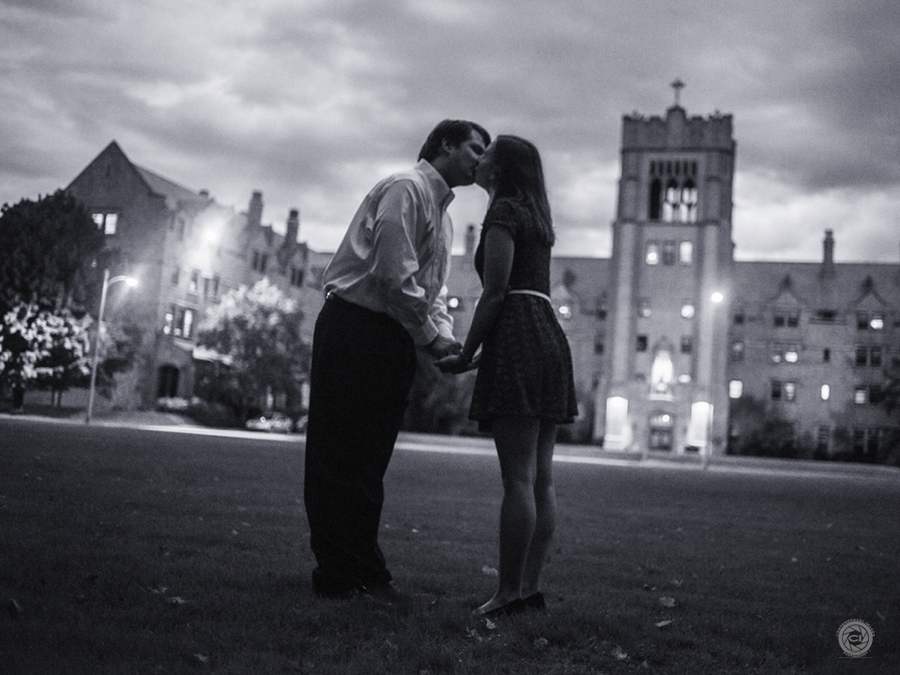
[418, 120, 491, 162]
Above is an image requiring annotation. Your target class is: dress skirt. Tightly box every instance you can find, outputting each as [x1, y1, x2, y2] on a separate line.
[469, 293, 578, 431]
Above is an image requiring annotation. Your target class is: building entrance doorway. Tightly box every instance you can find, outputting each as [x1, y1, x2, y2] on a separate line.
[157, 365, 180, 398]
[648, 412, 674, 451]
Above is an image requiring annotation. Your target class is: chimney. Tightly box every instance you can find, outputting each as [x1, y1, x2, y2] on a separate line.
[821, 229, 835, 278]
[464, 223, 476, 256]
[248, 191, 263, 230]
[285, 209, 300, 244]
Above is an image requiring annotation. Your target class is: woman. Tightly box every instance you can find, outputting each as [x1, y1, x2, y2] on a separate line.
[437, 135, 577, 616]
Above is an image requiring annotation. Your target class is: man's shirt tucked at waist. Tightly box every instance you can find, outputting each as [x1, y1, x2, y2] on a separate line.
[323, 159, 455, 346]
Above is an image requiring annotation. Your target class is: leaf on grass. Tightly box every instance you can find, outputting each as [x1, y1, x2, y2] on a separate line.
[167, 596, 188, 605]
[465, 627, 482, 642]
[193, 653, 209, 664]
[611, 645, 628, 661]
[484, 618, 497, 631]
[655, 620, 673, 629]
[534, 637, 549, 649]
[481, 565, 499, 576]
[8, 599, 23, 620]
[659, 596, 675, 608]
[149, 585, 168, 595]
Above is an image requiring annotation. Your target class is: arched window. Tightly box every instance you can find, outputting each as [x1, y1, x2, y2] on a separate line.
[157, 365, 180, 398]
[649, 178, 662, 220]
[662, 179, 679, 221]
[681, 179, 698, 222]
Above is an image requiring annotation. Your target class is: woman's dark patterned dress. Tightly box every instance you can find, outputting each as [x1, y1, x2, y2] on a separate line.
[468, 198, 578, 431]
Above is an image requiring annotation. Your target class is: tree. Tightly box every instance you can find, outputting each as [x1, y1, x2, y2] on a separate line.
[195, 279, 311, 421]
[0, 190, 106, 314]
[0, 304, 92, 409]
[0, 191, 109, 409]
[31, 310, 93, 406]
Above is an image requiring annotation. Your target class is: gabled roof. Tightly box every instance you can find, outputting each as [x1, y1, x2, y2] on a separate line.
[133, 164, 210, 211]
[733, 260, 900, 311]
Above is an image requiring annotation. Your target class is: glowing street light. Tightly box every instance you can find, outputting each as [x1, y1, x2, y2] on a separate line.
[85, 269, 137, 423]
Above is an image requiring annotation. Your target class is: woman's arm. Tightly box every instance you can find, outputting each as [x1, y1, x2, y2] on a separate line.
[460, 225, 514, 362]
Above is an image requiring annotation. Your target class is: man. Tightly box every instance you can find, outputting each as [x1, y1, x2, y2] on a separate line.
[304, 120, 490, 601]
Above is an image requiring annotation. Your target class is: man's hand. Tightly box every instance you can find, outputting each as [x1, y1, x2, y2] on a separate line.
[425, 335, 462, 359]
[435, 353, 480, 374]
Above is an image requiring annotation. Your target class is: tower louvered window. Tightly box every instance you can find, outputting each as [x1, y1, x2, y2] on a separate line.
[649, 160, 698, 222]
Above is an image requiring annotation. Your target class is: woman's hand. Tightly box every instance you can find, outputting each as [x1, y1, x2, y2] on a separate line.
[435, 353, 480, 374]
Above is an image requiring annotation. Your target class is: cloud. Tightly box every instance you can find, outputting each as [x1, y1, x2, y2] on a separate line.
[1, 0, 898, 263]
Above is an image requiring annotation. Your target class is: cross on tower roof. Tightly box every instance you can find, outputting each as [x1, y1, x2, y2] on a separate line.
[670, 78, 685, 106]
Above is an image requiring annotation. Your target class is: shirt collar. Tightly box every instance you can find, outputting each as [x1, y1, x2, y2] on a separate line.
[415, 159, 455, 210]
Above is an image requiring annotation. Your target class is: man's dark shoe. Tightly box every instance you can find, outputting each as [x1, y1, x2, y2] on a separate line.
[362, 581, 408, 606]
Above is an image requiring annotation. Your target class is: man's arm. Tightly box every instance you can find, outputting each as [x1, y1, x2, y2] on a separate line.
[369, 181, 443, 345]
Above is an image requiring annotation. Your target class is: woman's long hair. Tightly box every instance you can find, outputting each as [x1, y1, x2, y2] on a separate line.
[491, 134, 554, 246]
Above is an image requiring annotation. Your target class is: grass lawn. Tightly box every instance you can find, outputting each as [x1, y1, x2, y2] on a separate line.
[1, 418, 898, 674]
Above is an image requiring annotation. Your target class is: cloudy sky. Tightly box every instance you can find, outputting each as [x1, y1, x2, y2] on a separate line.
[2, 0, 899, 263]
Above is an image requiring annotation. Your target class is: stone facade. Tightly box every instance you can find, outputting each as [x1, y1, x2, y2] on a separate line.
[66, 141, 329, 411]
[445, 104, 899, 458]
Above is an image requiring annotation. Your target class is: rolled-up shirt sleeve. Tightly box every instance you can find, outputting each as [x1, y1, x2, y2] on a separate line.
[369, 181, 441, 345]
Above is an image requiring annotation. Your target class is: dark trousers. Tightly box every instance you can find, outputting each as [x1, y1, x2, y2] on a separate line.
[303, 296, 417, 594]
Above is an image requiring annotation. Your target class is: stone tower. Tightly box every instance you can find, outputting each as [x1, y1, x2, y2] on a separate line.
[599, 86, 735, 456]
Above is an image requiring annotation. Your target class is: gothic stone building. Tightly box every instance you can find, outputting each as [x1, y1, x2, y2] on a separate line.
[66, 141, 329, 412]
[447, 103, 900, 459]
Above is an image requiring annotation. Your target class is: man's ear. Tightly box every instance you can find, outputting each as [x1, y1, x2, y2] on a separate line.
[440, 138, 455, 156]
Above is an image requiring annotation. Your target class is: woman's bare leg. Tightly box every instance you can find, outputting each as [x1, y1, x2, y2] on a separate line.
[475, 416, 539, 614]
[522, 419, 557, 598]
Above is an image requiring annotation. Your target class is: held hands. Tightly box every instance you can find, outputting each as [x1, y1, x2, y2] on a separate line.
[425, 334, 462, 359]
[435, 352, 480, 374]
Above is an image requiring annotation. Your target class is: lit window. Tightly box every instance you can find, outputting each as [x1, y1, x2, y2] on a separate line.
[92, 212, 118, 235]
[870, 312, 884, 330]
[189, 270, 199, 295]
[729, 380, 743, 399]
[783, 382, 796, 401]
[820, 384, 830, 401]
[730, 341, 744, 362]
[784, 347, 799, 363]
[854, 387, 867, 405]
[638, 298, 651, 318]
[681, 303, 695, 319]
[645, 242, 660, 265]
[163, 310, 174, 335]
[679, 241, 693, 265]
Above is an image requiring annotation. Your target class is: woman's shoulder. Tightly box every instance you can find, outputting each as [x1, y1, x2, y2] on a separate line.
[485, 198, 529, 234]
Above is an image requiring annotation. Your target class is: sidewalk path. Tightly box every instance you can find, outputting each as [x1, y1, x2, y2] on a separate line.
[3, 410, 898, 482]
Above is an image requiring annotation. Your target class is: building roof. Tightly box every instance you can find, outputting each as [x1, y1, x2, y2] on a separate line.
[133, 164, 211, 211]
[732, 260, 900, 311]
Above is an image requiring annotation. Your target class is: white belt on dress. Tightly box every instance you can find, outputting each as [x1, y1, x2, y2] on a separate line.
[507, 289, 551, 302]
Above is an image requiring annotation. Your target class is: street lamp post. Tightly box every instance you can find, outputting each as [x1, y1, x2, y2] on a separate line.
[85, 269, 137, 423]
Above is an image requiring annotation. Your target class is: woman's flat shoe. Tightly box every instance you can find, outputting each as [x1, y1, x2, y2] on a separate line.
[476, 597, 527, 617]
[523, 592, 546, 610]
